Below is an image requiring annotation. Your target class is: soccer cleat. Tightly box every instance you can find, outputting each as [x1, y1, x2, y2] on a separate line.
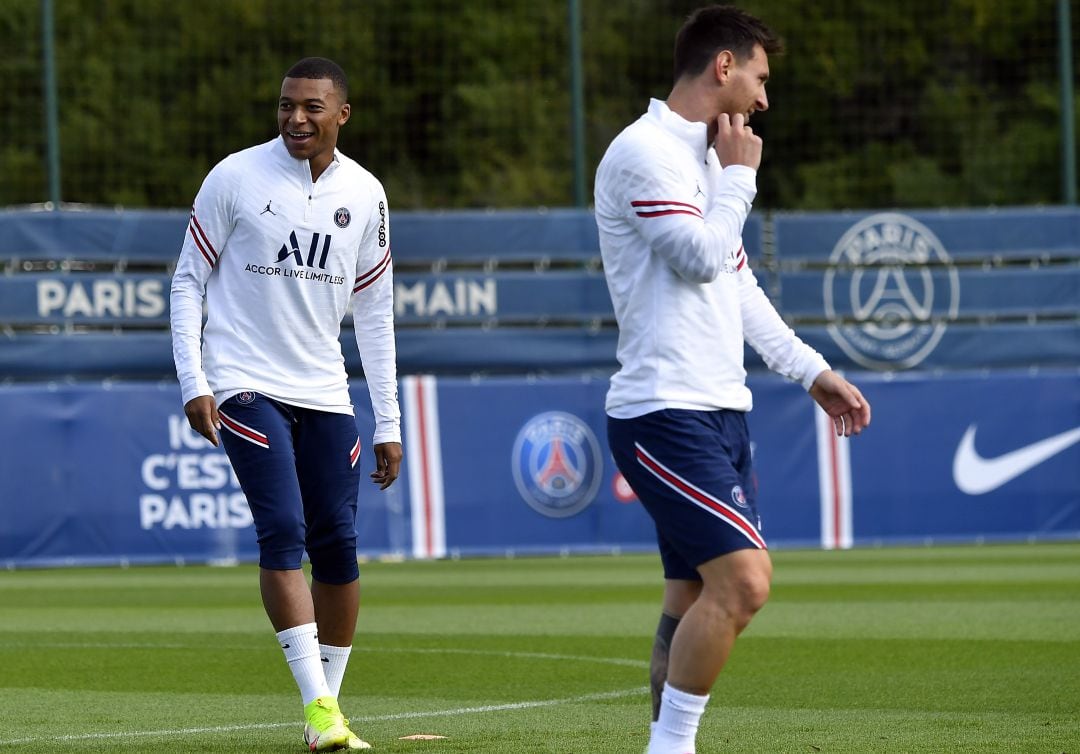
[343, 720, 373, 750]
[303, 696, 350, 752]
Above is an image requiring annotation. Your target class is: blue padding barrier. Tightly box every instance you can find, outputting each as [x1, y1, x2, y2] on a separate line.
[0, 208, 765, 263]
[0, 329, 622, 379]
[0, 274, 169, 324]
[0, 207, 1074, 376]
[778, 266, 1080, 318]
[0, 209, 189, 261]
[795, 322, 1080, 370]
[2, 319, 1075, 380]
[773, 206, 1080, 262]
[1, 369, 1076, 567]
[393, 270, 613, 324]
[0, 333, 177, 379]
[0, 271, 615, 326]
[391, 209, 602, 261]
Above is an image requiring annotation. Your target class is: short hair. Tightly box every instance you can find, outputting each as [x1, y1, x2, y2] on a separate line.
[673, 5, 783, 82]
[284, 57, 349, 102]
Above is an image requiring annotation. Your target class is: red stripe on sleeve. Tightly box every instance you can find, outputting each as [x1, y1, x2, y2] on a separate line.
[631, 199, 702, 212]
[353, 251, 392, 294]
[636, 209, 704, 219]
[188, 224, 216, 268]
[189, 209, 218, 261]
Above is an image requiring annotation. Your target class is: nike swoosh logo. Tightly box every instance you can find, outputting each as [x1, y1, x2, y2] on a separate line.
[952, 424, 1080, 495]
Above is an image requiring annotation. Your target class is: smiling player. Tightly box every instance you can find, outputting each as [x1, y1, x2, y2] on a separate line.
[171, 57, 401, 751]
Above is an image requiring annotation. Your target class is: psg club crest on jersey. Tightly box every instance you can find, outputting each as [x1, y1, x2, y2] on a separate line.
[334, 207, 351, 228]
[237, 391, 256, 405]
[511, 411, 603, 518]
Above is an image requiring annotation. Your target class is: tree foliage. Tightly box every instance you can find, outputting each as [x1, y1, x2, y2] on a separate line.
[1, 0, 1074, 210]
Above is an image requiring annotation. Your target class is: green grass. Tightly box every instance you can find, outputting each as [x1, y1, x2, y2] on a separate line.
[1, 543, 1079, 752]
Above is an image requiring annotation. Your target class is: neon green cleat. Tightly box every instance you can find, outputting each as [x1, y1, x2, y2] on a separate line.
[343, 719, 373, 750]
[303, 696, 350, 752]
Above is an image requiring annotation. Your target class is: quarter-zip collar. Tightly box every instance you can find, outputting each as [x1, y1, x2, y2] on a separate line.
[646, 98, 710, 163]
[272, 137, 343, 221]
[272, 136, 342, 184]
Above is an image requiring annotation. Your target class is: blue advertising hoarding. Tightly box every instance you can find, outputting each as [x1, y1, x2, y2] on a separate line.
[0, 369, 1075, 567]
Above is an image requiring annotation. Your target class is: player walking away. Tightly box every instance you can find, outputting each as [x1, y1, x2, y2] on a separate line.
[594, 7, 871, 753]
[171, 57, 401, 751]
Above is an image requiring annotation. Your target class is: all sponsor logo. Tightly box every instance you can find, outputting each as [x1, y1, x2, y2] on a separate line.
[242, 229, 345, 285]
[824, 212, 959, 369]
[512, 411, 602, 518]
[276, 230, 332, 269]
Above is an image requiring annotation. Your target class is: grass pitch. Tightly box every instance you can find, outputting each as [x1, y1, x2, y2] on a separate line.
[1, 543, 1078, 753]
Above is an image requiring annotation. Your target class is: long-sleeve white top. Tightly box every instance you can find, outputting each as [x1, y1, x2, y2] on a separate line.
[170, 137, 400, 444]
[594, 99, 829, 418]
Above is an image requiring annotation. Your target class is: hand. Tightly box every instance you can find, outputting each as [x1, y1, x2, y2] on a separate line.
[714, 113, 762, 170]
[809, 370, 871, 438]
[371, 441, 403, 490]
[184, 395, 220, 447]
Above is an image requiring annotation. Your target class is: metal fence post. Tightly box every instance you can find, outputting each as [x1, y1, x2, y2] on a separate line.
[568, 0, 587, 207]
[1059, 0, 1077, 205]
[42, 0, 61, 209]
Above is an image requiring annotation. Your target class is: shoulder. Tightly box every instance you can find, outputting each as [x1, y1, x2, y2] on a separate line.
[599, 117, 670, 174]
[203, 141, 274, 189]
[336, 152, 386, 198]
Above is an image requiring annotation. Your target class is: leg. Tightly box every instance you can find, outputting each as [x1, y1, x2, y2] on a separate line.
[294, 409, 363, 646]
[218, 396, 310, 630]
[311, 577, 360, 646]
[261, 568, 317, 631]
[608, 408, 765, 753]
[295, 411, 371, 749]
[666, 548, 772, 695]
[219, 396, 338, 733]
[651, 579, 702, 721]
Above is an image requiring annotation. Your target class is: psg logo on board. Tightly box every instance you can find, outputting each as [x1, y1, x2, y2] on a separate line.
[824, 212, 959, 370]
[511, 411, 603, 518]
[334, 207, 351, 228]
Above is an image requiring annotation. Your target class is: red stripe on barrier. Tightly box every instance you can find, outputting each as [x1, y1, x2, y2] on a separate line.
[829, 424, 842, 548]
[415, 379, 434, 558]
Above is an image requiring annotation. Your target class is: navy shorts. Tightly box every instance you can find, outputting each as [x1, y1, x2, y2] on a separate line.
[608, 408, 766, 581]
[217, 392, 363, 583]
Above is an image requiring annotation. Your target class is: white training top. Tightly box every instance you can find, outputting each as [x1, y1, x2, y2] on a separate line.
[170, 137, 401, 445]
[594, 99, 829, 418]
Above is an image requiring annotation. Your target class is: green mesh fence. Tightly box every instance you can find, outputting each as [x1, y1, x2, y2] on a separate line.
[2, 0, 1076, 210]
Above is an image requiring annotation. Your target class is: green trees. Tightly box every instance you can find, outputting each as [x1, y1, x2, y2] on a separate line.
[2, 0, 1073, 210]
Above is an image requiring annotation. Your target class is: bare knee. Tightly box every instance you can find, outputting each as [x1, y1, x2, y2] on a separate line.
[700, 550, 772, 631]
[729, 567, 770, 628]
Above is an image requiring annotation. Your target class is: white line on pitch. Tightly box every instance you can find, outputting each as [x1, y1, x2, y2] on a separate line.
[11, 644, 649, 670]
[355, 645, 649, 669]
[0, 686, 648, 746]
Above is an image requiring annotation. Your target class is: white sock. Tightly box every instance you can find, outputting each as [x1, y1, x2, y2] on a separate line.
[646, 682, 709, 754]
[276, 623, 331, 705]
[319, 643, 352, 698]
